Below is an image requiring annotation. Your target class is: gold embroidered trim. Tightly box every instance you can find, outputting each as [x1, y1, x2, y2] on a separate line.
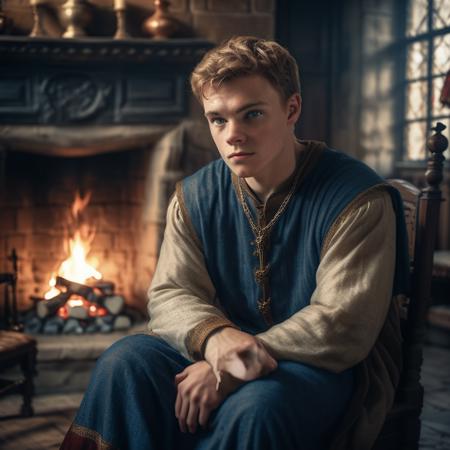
[321, 184, 390, 258]
[70, 423, 116, 450]
[185, 316, 238, 361]
[231, 172, 243, 204]
[175, 181, 203, 250]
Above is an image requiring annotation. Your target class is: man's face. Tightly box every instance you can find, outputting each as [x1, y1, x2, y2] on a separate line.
[202, 74, 301, 181]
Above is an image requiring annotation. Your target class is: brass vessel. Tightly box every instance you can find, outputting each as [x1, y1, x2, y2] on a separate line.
[142, 0, 182, 39]
[0, 12, 8, 34]
[30, 0, 47, 37]
[60, 0, 92, 38]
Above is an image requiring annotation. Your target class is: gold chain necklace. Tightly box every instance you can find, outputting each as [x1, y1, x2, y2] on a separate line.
[237, 168, 302, 244]
[237, 168, 302, 324]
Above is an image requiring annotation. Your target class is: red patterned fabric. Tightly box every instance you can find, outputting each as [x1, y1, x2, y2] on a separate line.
[440, 70, 450, 107]
[60, 424, 115, 450]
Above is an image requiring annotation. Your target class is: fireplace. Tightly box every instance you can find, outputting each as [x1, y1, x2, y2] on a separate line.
[0, 37, 216, 332]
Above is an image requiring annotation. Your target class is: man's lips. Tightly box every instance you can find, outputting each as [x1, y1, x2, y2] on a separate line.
[228, 152, 255, 159]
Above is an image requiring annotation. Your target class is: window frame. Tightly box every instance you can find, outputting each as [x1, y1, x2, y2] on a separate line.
[398, 0, 450, 165]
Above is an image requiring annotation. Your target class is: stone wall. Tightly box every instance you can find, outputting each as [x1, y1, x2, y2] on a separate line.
[325, 0, 399, 175]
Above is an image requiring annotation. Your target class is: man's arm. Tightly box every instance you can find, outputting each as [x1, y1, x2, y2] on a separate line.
[256, 188, 396, 373]
[149, 194, 276, 380]
[148, 194, 236, 360]
[149, 195, 271, 433]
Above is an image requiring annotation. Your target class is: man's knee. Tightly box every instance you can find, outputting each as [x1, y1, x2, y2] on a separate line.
[220, 381, 291, 426]
[95, 334, 169, 379]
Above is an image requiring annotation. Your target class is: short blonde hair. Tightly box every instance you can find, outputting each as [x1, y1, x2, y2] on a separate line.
[191, 36, 301, 103]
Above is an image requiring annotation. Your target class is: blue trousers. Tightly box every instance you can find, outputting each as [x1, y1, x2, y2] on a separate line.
[71, 334, 353, 450]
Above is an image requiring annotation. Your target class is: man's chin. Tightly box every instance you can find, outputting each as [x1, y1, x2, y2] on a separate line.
[229, 168, 257, 179]
[224, 162, 257, 179]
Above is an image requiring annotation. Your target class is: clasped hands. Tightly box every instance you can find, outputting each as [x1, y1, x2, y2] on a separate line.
[174, 327, 277, 433]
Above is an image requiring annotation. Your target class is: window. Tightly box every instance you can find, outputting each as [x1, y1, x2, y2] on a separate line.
[403, 0, 450, 160]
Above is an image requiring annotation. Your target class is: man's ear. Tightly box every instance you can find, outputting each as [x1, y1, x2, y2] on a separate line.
[287, 94, 301, 125]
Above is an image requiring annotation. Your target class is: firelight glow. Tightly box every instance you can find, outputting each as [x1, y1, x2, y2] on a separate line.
[44, 231, 102, 300]
[43, 192, 102, 301]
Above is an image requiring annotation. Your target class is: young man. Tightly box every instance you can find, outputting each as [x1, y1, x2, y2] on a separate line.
[62, 36, 409, 450]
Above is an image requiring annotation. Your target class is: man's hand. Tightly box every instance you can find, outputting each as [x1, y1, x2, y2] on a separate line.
[204, 327, 277, 382]
[175, 361, 241, 433]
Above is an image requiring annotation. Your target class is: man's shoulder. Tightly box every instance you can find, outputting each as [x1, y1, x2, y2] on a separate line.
[300, 140, 382, 182]
[183, 158, 228, 184]
[321, 146, 374, 170]
[177, 158, 232, 208]
[313, 146, 384, 188]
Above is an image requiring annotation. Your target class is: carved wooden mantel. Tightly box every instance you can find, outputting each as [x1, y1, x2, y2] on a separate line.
[0, 36, 212, 156]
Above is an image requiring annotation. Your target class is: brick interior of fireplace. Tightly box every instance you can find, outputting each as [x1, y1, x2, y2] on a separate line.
[1, 148, 156, 314]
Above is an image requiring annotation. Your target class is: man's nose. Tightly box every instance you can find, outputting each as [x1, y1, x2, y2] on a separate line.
[226, 121, 246, 146]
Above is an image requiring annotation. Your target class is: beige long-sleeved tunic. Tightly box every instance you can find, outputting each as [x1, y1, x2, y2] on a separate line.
[147, 141, 403, 449]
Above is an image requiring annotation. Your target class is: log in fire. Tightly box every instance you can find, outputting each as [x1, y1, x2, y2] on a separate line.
[25, 276, 133, 335]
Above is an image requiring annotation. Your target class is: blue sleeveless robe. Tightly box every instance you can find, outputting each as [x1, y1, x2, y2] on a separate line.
[179, 147, 408, 333]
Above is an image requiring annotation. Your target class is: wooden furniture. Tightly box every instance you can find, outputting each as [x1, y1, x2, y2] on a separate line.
[373, 122, 448, 449]
[0, 330, 37, 417]
[432, 250, 450, 306]
[0, 253, 37, 418]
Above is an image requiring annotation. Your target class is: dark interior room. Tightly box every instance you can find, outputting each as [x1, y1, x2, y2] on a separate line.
[0, 0, 449, 449]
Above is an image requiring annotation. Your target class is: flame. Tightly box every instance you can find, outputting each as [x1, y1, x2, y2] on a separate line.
[72, 191, 91, 218]
[44, 192, 102, 300]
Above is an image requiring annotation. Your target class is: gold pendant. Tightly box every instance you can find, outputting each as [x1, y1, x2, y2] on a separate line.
[257, 297, 273, 325]
[254, 265, 270, 283]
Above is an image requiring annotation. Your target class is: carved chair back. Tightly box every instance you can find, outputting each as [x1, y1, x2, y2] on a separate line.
[0, 251, 37, 418]
[373, 122, 448, 450]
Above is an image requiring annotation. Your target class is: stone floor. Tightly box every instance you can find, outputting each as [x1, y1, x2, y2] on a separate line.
[0, 344, 449, 449]
[0, 392, 82, 450]
[419, 345, 450, 450]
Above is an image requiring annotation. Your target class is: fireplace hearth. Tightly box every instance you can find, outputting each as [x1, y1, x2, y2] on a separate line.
[0, 37, 216, 322]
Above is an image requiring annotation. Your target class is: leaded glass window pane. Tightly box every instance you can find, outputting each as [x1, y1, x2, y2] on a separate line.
[433, 33, 450, 75]
[407, 0, 428, 36]
[402, 1, 450, 160]
[433, 0, 450, 30]
[407, 41, 429, 80]
[405, 121, 427, 159]
[406, 80, 428, 119]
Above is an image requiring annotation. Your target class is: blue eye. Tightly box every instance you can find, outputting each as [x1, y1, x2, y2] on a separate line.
[211, 117, 226, 126]
[246, 110, 263, 119]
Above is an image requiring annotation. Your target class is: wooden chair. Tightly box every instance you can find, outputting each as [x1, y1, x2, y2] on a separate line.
[0, 329, 37, 417]
[373, 122, 448, 449]
[0, 251, 37, 418]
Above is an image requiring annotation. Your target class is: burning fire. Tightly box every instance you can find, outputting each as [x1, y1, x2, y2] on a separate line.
[44, 192, 102, 302]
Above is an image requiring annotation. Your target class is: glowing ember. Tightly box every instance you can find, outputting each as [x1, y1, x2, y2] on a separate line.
[57, 305, 69, 320]
[68, 298, 85, 307]
[88, 304, 108, 317]
[44, 192, 102, 300]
